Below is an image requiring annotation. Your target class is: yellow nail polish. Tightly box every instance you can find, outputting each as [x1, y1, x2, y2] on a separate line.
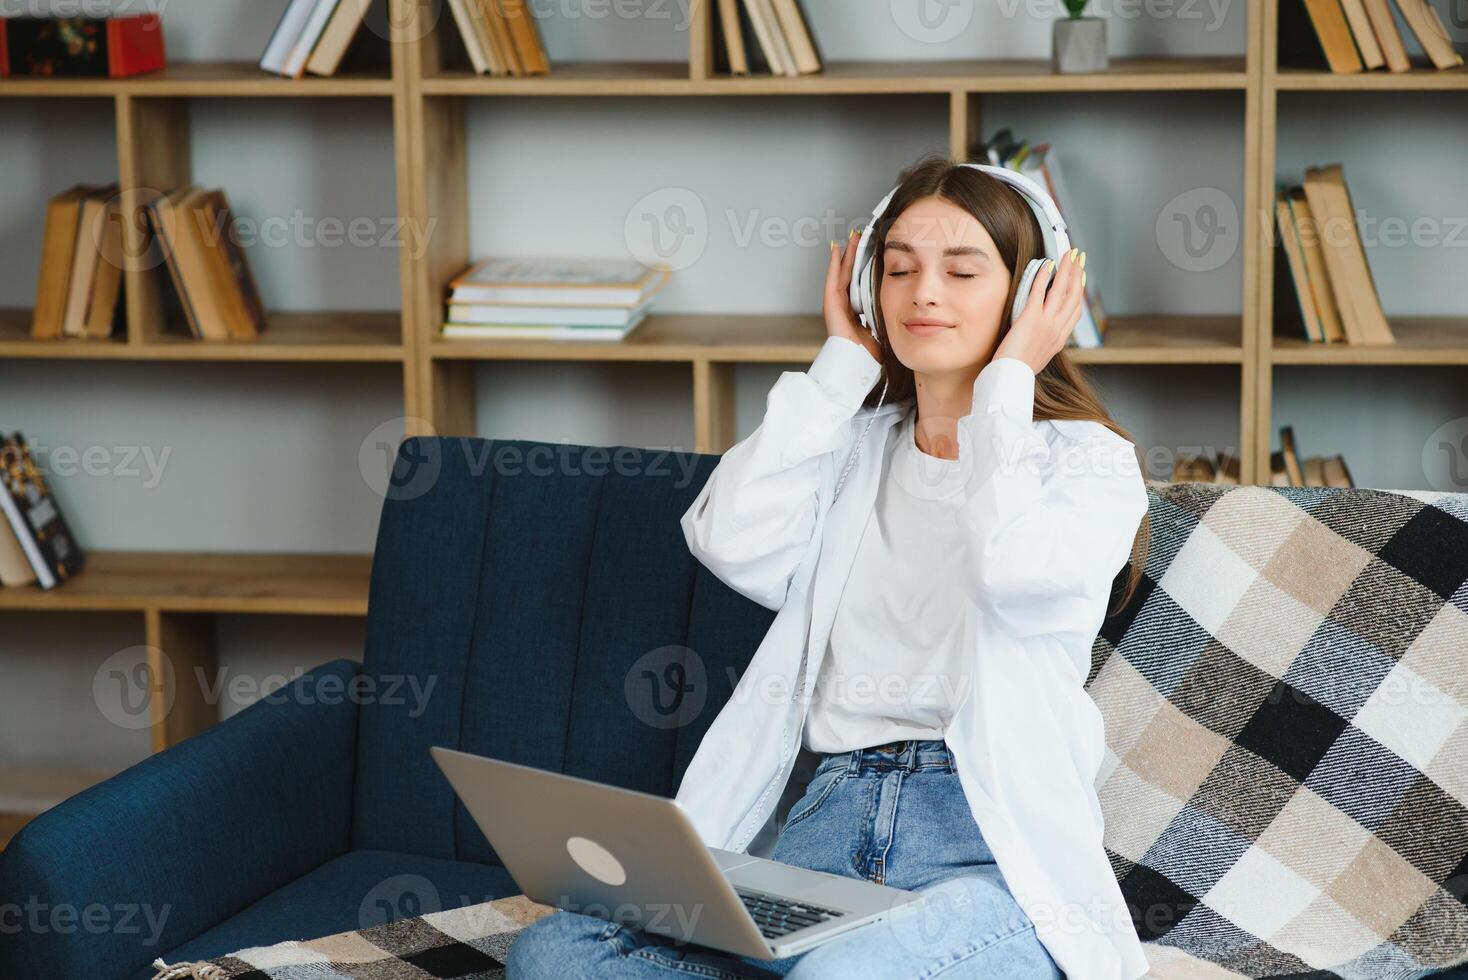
[1079, 251, 1087, 270]
[1082, 271, 1087, 288]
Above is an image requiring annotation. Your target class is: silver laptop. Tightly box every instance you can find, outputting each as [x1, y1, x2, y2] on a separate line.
[430, 745, 926, 960]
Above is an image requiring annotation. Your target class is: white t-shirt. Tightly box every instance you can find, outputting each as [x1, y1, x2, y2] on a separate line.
[801, 403, 977, 754]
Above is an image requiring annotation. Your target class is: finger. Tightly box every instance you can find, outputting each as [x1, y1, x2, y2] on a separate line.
[1046, 250, 1080, 315]
[825, 238, 842, 294]
[841, 229, 860, 276]
[1022, 258, 1056, 322]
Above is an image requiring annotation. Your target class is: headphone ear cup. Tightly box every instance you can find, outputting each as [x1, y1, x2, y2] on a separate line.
[1010, 257, 1047, 326]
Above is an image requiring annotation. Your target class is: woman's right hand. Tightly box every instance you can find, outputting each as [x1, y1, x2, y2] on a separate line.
[825, 228, 884, 366]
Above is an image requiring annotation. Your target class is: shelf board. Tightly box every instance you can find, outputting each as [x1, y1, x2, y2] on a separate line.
[0, 550, 372, 615]
[430, 313, 1242, 365]
[422, 56, 1248, 96]
[0, 310, 404, 361]
[0, 60, 395, 97]
[1271, 317, 1468, 365]
[1274, 64, 1468, 91]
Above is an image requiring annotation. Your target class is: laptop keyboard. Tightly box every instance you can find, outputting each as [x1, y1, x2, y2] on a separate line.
[733, 887, 844, 939]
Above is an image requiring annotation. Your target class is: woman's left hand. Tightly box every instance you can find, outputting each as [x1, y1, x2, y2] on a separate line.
[993, 247, 1086, 375]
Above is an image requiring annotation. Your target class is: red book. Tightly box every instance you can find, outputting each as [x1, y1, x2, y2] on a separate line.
[106, 13, 165, 77]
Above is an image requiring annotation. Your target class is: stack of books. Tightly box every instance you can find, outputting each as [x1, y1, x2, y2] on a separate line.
[0, 14, 165, 78]
[32, 184, 126, 341]
[1270, 426, 1355, 487]
[1283, 0, 1463, 74]
[711, 0, 821, 77]
[138, 186, 267, 342]
[442, 257, 671, 342]
[260, 0, 377, 78]
[445, 0, 548, 76]
[0, 433, 84, 591]
[1274, 162, 1394, 345]
[978, 127, 1107, 349]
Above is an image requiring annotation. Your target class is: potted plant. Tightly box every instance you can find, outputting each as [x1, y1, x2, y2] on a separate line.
[1053, 0, 1108, 73]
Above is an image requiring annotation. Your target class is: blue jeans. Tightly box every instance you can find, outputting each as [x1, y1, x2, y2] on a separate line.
[505, 738, 1063, 979]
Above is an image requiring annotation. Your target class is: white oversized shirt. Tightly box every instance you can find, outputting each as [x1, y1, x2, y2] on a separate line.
[803, 405, 976, 753]
[674, 335, 1152, 980]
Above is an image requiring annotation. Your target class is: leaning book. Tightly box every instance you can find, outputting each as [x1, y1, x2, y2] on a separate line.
[0, 433, 85, 590]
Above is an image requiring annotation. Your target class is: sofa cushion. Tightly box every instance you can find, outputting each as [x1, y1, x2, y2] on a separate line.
[351, 438, 774, 866]
[133, 849, 519, 980]
[1087, 483, 1468, 976]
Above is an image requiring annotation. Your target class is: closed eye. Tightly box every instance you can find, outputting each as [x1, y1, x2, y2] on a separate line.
[886, 271, 977, 279]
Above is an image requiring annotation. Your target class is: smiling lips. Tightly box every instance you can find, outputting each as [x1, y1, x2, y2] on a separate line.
[904, 319, 954, 336]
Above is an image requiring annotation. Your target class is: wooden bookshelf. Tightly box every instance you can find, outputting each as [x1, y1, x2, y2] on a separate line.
[1254, 1, 1468, 473]
[2, 0, 1462, 820]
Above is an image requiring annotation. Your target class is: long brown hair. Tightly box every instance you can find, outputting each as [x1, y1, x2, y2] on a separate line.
[859, 154, 1150, 616]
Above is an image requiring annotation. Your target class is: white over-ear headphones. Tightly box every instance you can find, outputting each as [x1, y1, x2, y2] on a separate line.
[832, 162, 1072, 503]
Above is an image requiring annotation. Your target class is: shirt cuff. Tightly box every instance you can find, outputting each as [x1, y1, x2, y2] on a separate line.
[808, 335, 882, 413]
[972, 356, 1035, 423]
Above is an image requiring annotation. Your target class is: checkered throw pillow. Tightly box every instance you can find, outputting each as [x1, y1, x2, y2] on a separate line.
[1087, 482, 1468, 978]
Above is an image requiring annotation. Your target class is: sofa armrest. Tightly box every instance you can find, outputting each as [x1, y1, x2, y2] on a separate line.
[0, 658, 361, 980]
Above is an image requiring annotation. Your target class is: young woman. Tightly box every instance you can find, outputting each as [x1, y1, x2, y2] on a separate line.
[507, 155, 1152, 980]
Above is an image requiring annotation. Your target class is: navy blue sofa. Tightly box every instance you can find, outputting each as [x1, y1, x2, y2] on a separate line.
[2, 436, 1465, 979]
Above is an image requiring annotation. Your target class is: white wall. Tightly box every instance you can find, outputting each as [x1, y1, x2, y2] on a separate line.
[1, 0, 1463, 772]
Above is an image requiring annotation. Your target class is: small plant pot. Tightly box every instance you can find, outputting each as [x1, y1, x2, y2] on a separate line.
[1053, 16, 1108, 73]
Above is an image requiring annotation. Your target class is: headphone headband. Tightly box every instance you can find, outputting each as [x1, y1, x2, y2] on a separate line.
[847, 162, 1072, 335]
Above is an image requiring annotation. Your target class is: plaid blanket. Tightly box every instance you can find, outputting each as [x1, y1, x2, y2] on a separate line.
[1088, 483, 1468, 979]
[149, 895, 557, 979]
[154, 482, 1468, 980]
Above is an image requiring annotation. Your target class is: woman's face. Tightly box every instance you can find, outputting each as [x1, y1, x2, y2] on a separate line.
[878, 194, 1013, 377]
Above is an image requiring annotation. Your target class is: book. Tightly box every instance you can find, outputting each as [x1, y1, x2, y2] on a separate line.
[1279, 425, 1305, 486]
[1323, 455, 1355, 487]
[440, 307, 651, 341]
[1362, 0, 1412, 72]
[60, 186, 119, 338]
[448, 257, 670, 307]
[281, 0, 342, 79]
[261, 0, 320, 74]
[714, 0, 750, 75]
[0, 433, 85, 590]
[446, 299, 651, 327]
[446, 0, 492, 74]
[32, 184, 98, 339]
[2, 14, 164, 77]
[142, 186, 266, 341]
[769, 0, 821, 75]
[143, 186, 206, 339]
[1338, 0, 1385, 70]
[189, 189, 267, 339]
[1301, 163, 1393, 345]
[501, 0, 549, 74]
[305, 0, 373, 76]
[742, 0, 791, 76]
[0, 506, 37, 586]
[1299, 0, 1365, 73]
[1391, 0, 1464, 69]
[1280, 189, 1345, 342]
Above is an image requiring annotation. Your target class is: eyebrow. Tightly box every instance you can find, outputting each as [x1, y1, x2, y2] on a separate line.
[884, 240, 988, 259]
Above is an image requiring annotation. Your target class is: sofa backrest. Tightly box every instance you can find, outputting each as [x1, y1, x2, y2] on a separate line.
[352, 437, 776, 865]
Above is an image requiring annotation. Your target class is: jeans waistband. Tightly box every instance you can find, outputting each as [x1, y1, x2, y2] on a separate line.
[819, 738, 955, 775]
